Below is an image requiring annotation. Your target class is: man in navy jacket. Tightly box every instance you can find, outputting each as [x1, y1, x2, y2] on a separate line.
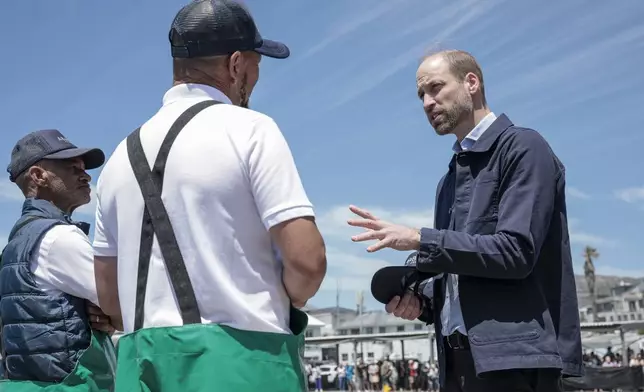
[348, 50, 582, 392]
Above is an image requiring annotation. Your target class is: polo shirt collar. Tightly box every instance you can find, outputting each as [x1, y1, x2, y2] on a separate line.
[163, 83, 233, 106]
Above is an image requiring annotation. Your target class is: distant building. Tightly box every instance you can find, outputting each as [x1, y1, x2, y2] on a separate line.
[302, 306, 431, 363]
[335, 311, 430, 363]
[593, 281, 644, 323]
[302, 274, 644, 364]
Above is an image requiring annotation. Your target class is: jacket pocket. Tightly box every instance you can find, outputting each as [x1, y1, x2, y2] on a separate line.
[465, 179, 499, 228]
[469, 328, 540, 346]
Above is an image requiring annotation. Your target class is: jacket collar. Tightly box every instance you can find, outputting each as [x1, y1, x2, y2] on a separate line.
[21, 198, 90, 235]
[466, 113, 513, 153]
[447, 113, 513, 173]
[22, 198, 68, 220]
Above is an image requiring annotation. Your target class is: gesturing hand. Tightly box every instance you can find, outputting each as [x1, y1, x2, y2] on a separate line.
[347, 205, 421, 253]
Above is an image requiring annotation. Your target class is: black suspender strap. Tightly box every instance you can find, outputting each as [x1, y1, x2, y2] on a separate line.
[127, 100, 221, 331]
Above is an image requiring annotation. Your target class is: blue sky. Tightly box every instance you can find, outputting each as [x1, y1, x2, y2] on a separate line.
[1, 0, 643, 312]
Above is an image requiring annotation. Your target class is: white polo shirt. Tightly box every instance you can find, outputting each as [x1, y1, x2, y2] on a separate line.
[92, 84, 315, 334]
[31, 224, 98, 305]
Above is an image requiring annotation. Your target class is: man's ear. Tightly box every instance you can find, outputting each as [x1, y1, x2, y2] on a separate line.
[227, 51, 245, 84]
[27, 165, 48, 188]
[465, 72, 480, 96]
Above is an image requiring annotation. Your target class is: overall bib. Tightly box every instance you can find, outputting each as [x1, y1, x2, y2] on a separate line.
[114, 100, 309, 392]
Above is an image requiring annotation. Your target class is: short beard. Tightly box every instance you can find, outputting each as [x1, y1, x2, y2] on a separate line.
[239, 74, 249, 108]
[434, 90, 473, 135]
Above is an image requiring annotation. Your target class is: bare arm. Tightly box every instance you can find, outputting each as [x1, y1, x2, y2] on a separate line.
[94, 256, 123, 331]
[246, 116, 327, 308]
[270, 216, 327, 308]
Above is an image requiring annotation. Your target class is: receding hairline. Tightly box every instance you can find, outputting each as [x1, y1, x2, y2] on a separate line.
[419, 49, 487, 103]
[420, 49, 480, 74]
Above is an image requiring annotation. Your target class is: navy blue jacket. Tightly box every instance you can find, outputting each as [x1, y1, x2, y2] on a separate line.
[0, 198, 92, 381]
[417, 114, 583, 380]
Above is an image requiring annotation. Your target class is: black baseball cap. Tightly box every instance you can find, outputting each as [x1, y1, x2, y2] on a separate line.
[7, 129, 105, 182]
[169, 0, 290, 59]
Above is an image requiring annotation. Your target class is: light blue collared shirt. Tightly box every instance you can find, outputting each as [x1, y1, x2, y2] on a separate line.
[423, 112, 497, 337]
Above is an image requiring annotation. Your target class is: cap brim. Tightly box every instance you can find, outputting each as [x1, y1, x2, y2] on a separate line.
[255, 39, 290, 59]
[44, 147, 106, 170]
[371, 266, 437, 305]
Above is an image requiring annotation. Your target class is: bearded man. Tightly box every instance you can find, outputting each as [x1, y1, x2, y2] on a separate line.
[347, 50, 582, 392]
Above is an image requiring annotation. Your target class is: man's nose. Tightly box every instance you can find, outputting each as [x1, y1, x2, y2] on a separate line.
[423, 95, 435, 112]
[80, 171, 91, 183]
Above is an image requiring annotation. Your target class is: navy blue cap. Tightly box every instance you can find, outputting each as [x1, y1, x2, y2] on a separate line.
[7, 129, 105, 182]
[169, 0, 290, 59]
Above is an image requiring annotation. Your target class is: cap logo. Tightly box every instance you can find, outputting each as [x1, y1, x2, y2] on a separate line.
[57, 136, 70, 143]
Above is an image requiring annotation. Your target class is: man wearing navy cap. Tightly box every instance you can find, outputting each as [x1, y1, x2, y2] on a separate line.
[0, 129, 116, 390]
[93, 0, 326, 391]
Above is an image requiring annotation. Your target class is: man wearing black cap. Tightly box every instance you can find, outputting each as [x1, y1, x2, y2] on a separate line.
[92, 1, 326, 391]
[0, 129, 116, 390]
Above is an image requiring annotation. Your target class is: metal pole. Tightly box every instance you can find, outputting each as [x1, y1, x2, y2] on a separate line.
[358, 291, 364, 358]
[429, 331, 435, 365]
[620, 328, 628, 364]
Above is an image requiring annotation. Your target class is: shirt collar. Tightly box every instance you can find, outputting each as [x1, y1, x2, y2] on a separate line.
[452, 112, 497, 152]
[162, 83, 233, 106]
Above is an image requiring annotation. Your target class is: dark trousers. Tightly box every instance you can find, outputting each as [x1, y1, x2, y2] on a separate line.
[443, 337, 563, 392]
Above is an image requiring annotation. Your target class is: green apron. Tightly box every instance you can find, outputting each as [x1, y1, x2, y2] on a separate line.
[0, 330, 116, 392]
[117, 100, 309, 391]
[114, 307, 308, 392]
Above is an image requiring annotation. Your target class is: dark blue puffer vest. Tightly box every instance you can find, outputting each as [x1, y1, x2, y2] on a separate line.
[0, 198, 92, 382]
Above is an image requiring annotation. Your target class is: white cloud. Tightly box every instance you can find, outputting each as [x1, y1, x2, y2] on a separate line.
[0, 178, 96, 218]
[614, 186, 644, 203]
[300, 1, 405, 60]
[569, 232, 613, 247]
[317, 204, 434, 240]
[392, 0, 507, 42]
[495, 22, 644, 104]
[568, 218, 615, 247]
[315, 204, 434, 295]
[566, 186, 590, 200]
[318, 247, 394, 293]
[325, 0, 499, 111]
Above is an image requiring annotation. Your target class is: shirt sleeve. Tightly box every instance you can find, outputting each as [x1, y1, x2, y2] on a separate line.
[33, 225, 99, 305]
[92, 175, 118, 257]
[417, 130, 560, 279]
[247, 116, 315, 229]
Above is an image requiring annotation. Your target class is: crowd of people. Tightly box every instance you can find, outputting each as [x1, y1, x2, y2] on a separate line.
[583, 347, 644, 368]
[306, 357, 439, 392]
